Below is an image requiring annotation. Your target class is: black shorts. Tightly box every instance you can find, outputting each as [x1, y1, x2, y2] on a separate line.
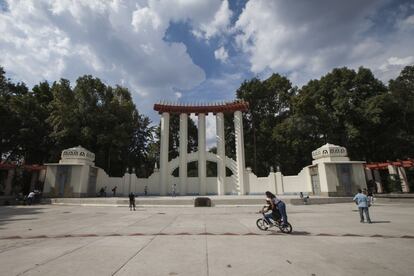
[271, 209, 281, 221]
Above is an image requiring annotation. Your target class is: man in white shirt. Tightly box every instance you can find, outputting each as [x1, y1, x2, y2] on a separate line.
[27, 191, 35, 205]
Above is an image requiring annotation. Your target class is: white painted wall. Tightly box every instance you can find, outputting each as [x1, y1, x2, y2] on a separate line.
[45, 159, 366, 197]
[247, 173, 274, 195]
[283, 176, 303, 193]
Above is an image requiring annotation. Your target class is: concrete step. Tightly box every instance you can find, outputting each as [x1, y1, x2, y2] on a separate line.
[44, 196, 356, 207]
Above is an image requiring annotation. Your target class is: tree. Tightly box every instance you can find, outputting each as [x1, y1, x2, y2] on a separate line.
[388, 65, 414, 159]
[47, 78, 79, 160]
[47, 75, 153, 176]
[234, 74, 294, 176]
[0, 67, 22, 160]
[19, 81, 53, 163]
[277, 67, 390, 172]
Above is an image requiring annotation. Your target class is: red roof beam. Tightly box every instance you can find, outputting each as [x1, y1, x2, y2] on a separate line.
[153, 101, 249, 114]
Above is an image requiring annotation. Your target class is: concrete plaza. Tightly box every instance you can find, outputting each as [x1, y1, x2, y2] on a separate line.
[0, 202, 413, 276]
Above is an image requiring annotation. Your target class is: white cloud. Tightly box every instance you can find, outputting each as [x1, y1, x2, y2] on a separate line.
[0, 0, 222, 120]
[194, 0, 233, 39]
[174, 91, 182, 99]
[234, 0, 414, 85]
[214, 46, 229, 63]
[379, 56, 414, 71]
[205, 114, 217, 150]
[131, 6, 163, 32]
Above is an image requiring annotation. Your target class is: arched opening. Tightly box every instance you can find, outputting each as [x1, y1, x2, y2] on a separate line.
[171, 161, 233, 177]
[172, 161, 198, 177]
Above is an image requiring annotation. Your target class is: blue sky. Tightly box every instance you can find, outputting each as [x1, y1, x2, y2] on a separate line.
[1, 0, 414, 144]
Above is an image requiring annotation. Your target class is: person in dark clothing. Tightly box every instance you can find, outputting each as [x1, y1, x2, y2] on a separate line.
[99, 187, 105, 197]
[112, 186, 117, 197]
[129, 192, 136, 211]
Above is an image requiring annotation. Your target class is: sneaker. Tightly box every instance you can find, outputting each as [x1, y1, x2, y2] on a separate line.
[360, 220, 364, 223]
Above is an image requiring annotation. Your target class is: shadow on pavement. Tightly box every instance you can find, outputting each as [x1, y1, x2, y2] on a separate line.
[0, 206, 44, 229]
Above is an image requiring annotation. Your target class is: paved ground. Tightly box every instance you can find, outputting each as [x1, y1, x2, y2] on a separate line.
[0, 202, 413, 276]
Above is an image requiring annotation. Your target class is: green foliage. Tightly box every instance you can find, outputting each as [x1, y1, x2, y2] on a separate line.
[1, 68, 154, 177]
[232, 66, 414, 175]
[234, 73, 295, 175]
[388, 65, 414, 159]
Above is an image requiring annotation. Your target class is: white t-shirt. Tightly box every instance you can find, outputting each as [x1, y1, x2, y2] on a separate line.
[28, 192, 35, 198]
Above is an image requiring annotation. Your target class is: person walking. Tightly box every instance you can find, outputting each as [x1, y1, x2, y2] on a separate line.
[172, 184, 176, 197]
[99, 187, 105, 197]
[353, 188, 372, 223]
[129, 192, 136, 211]
[144, 186, 148, 196]
[112, 186, 117, 197]
[367, 190, 374, 206]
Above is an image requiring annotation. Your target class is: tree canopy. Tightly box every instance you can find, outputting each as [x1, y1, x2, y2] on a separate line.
[234, 66, 414, 175]
[1, 69, 153, 177]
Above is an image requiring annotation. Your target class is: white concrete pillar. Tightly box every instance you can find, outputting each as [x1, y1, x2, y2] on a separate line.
[216, 112, 226, 195]
[388, 165, 398, 175]
[387, 164, 398, 192]
[179, 113, 188, 196]
[198, 113, 207, 195]
[275, 172, 284, 195]
[317, 163, 330, 194]
[364, 167, 373, 182]
[398, 167, 410, 193]
[388, 164, 406, 193]
[372, 169, 383, 193]
[160, 112, 170, 196]
[234, 111, 246, 195]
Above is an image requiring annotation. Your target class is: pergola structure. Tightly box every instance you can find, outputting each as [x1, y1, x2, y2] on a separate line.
[154, 100, 249, 196]
[365, 160, 414, 170]
[365, 159, 413, 193]
[0, 163, 45, 195]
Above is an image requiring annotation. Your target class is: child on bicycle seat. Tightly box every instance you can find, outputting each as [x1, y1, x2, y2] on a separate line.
[260, 199, 272, 214]
[260, 198, 281, 225]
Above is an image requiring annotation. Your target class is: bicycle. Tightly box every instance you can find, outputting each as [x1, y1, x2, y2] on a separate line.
[256, 212, 293, 233]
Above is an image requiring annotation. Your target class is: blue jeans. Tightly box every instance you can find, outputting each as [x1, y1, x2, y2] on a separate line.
[358, 207, 371, 223]
[277, 201, 288, 225]
[264, 212, 274, 224]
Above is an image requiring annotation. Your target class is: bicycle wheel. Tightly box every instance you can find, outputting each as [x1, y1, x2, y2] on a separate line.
[279, 222, 292, 234]
[256, 218, 269, 231]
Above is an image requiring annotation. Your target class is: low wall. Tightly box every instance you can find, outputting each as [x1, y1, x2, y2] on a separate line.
[247, 170, 309, 195]
[97, 171, 238, 197]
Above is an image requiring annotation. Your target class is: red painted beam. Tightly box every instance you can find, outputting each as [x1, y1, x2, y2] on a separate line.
[365, 159, 414, 169]
[154, 101, 249, 114]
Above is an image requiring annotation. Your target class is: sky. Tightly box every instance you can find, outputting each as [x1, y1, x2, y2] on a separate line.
[1, 0, 414, 147]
